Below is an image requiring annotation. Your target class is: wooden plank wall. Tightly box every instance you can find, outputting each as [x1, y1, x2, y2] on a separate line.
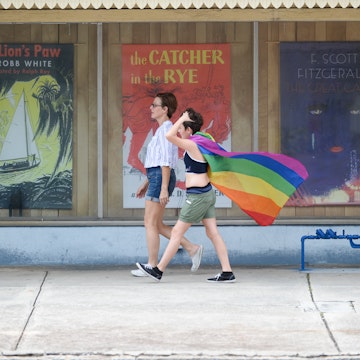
[103, 22, 253, 220]
[259, 22, 360, 220]
[0, 22, 359, 222]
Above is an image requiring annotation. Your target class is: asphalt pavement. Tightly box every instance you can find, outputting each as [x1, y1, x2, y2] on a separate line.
[1, 265, 360, 360]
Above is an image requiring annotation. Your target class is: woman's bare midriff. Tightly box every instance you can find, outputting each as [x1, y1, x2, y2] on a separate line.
[185, 173, 210, 188]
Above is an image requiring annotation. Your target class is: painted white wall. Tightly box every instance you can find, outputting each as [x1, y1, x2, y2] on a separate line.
[0, 225, 359, 269]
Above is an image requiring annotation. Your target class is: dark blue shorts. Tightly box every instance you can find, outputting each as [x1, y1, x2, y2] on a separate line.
[145, 167, 176, 202]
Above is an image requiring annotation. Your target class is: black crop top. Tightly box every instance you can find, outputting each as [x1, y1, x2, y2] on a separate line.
[184, 152, 208, 174]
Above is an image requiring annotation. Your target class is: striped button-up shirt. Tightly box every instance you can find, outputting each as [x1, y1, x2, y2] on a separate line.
[144, 120, 178, 169]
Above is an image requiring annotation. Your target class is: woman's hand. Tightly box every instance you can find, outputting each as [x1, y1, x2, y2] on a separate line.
[136, 181, 149, 199]
[159, 188, 170, 207]
[179, 111, 193, 122]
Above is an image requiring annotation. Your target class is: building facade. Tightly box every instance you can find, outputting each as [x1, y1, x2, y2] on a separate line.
[0, 3, 359, 266]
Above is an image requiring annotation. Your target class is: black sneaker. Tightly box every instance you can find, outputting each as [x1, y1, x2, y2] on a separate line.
[207, 272, 236, 283]
[136, 262, 162, 282]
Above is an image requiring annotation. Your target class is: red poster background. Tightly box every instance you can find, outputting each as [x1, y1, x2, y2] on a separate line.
[122, 44, 231, 208]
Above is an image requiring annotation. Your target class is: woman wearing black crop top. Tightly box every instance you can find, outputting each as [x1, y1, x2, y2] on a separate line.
[132, 94, 203, 278]
[137, 108, 235, 283]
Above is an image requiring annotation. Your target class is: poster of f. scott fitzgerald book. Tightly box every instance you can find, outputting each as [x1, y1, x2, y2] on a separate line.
[122, 44, 232, 208]
[0, 44, 73, 210]
[281, 42, 360, 205]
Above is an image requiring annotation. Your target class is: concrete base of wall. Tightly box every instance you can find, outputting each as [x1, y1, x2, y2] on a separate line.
[1, 225, 360, 269]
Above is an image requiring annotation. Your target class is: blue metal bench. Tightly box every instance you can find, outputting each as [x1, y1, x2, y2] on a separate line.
[300, 228, 360, 270]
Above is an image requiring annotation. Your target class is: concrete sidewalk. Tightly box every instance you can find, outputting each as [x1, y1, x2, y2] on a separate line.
[1, 266, 360, 360]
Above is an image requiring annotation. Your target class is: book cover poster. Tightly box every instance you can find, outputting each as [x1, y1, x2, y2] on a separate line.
[281, 42, 360, 205]
[0, 44, 73, 210]
[122, 44, 231, 208]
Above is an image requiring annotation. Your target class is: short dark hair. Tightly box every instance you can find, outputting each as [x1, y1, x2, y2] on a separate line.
[156, 92, 178, 119]
[183, 107, 203, 134]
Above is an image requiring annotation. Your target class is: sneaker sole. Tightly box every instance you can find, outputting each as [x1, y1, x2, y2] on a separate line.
[206, 278, 236, 283]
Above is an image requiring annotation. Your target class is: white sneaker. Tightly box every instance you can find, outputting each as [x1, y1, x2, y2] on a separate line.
[131, 269, 147, 277]
[191, 245, 203, 272]
[131, 264, 152, 277]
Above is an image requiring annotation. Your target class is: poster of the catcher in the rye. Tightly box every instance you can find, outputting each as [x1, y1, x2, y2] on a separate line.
[122, 44, 231, 208]
[0, 44, 73, 210]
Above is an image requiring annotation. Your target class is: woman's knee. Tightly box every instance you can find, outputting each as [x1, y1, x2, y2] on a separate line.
[206, 228, 220, 241]
[144, 203, 163, 227]
[171, 221, 189, 241]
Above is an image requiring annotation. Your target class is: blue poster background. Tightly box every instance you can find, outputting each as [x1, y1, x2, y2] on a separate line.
[281, 42, 360, 205]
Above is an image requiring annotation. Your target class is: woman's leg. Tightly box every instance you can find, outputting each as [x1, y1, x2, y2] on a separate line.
[202, 218, 232, 272]
[158, 220, 201, 258]
[144, 199, 164, 267]
[157, 220, 192, 272]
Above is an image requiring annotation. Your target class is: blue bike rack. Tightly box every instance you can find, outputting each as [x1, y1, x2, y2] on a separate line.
[300, 228, 360, 270]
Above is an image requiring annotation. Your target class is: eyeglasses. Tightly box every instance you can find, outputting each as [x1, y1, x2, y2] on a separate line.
[150, 103, 163, 108]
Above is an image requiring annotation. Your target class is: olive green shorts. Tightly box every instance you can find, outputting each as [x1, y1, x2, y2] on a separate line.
[179, 189, 216, 224]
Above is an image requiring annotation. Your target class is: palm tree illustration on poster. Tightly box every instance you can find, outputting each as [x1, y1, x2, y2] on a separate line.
[0, 44, 73, 210]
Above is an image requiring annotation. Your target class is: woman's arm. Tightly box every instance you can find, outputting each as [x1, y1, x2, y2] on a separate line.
[159, 166, 171, 206]
[166, 112, 197, 152]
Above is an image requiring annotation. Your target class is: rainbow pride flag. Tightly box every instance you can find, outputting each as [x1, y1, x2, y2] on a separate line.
[191, 132, 309, 226]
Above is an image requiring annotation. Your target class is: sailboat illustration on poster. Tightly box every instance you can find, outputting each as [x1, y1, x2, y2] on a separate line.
[0, 92, 41, 173]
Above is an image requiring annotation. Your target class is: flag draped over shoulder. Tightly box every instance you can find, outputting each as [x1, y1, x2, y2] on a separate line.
[191, 132, 309, 226]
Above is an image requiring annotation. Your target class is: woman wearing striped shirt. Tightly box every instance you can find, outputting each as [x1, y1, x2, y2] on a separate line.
[131, 93, 203, 277]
